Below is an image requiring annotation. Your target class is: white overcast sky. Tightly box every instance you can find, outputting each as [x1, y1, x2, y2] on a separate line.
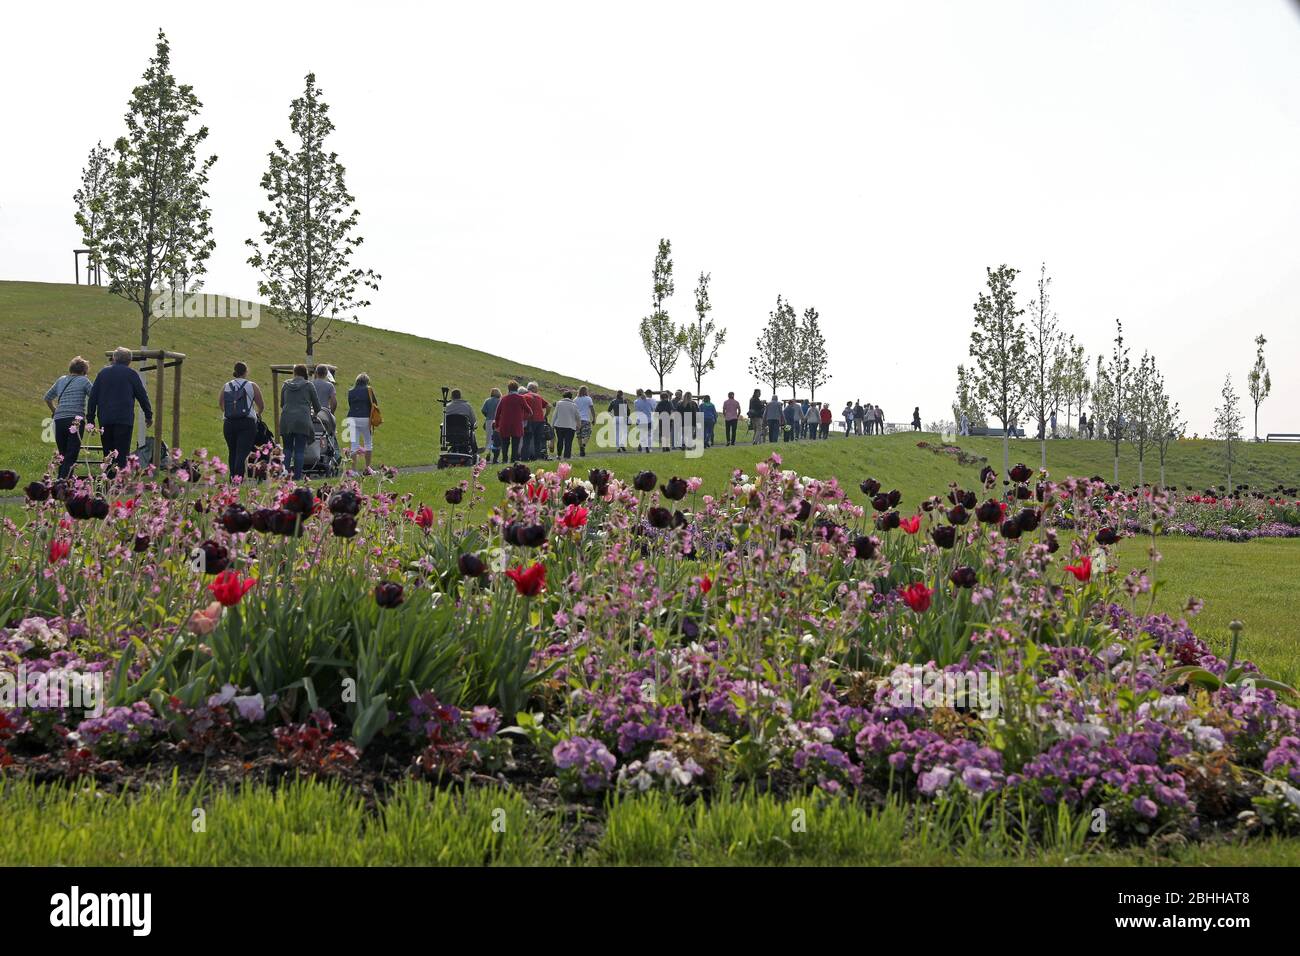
[3, 0, 1298, 434]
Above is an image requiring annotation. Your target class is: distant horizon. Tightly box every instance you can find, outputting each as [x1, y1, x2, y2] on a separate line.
[3, 1, 1298, 435]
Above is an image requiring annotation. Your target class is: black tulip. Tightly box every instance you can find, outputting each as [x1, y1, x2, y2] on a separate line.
[633, 471, 658, 493]
[458, 553, 487, 577]
[999, 519, 1022, 540]
[1016, 508, 1041, 532]
[331, 513, 358, 538]
[931, 525, 957, 549]
[444, 487, 464, 505]
[374, 581, 405, 608]
[0, 470, 17, 490]
[860, 478, 881, 497]
[852, 535, 879, 560]
[947, 505, 970, 526]
[197, 539, 230, 574]
[950, 565, 978, 588]
[975, 500, 1003, 524]
[1096, 527, 1119, 546]
[661, 477, 688, 501]
[25, 481, 50, 502]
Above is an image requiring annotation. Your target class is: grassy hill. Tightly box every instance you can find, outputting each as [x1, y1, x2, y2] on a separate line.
[0, 280, 617, 475]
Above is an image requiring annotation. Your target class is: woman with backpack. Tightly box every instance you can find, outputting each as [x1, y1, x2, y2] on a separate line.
[44, 356, 94, 479]
[218, 362, 265, 480]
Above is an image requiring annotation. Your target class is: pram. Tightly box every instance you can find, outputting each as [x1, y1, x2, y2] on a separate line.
[303, 408, 343, 478]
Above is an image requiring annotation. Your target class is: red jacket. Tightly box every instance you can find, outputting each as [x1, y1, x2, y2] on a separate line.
[494, 391, 529, 438]
[820, 407, 832, 424]
[525, 391, 548, 422]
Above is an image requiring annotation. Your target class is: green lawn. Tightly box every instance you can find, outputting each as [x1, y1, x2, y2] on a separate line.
[2, 778, 1295, 867]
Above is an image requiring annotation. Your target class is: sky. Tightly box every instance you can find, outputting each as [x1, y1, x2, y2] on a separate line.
[2, 0, 1298, 435]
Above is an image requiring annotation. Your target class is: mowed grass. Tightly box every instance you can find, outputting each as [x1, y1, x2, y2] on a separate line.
[0, 280, 614, 476]
[2, 777, 1296, 867]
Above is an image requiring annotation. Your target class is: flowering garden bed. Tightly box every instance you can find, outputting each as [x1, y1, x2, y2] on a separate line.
[1, 452, 1298, 856]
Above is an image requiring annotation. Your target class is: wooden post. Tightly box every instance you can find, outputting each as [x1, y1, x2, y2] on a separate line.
[171, 358, 183, 451]
[154, 352, 165, 460]
[272, 368, 281, 442]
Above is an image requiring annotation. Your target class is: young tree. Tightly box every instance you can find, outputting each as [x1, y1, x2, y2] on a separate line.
[1150, 365, 1184, 490]
[72, 141, 112, 283]
[749, 295, 796, 398]
[1067, 340, 1090, 435]
[638, 238, 682, 390]
[247, 73, 380, 361]
[968, 264, 1027, 475]
[798, 306, 830, 400]
[1095, 318, 1132, 483]
[683, 271, 726, 396]
[1130, 352, 1157, 487]
[1212, 374, 1244, 490]
[952, 364, 985, 432]
[1247, 334, 1271, 441]
[84, 31, 217, 347]
[1024, 263, 1061, 468]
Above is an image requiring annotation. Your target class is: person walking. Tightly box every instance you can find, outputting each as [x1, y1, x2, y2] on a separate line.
[804, 401, 820, 440]
[493, 381, 529, 463]
[552, 391, 580, 459]
[912, 407, 922, 432]
[524, 382, 549, 461]
[763, 395, 783, 444]
[722, 391, 740, 446]
[218, 362, 265, 480]
[344, 373, 377, 471]
[680, 392, 699, 450]
[608, 390, 630, 452]
[819, 402, 832, 439]
[874, 405, 886, 435]
[312, 366, 337, 415]
[749, 389, 766, 444]
[482, 387, 502, 463]
[1050, 409, 1058, 439]
[280, 364, 322, 480]
[574, 386, 595, 457]
[699, 394, 717, 448]
[655, 391, 675, 452]
[960, 410, 971, 437]
[853, 401, 865, 435]
[87, 347, 153, 477]
[783, 399, 800, 442]
[633, 389, 655, 453]
[44, 356, 93, 479]
[842, 402, 853, 437]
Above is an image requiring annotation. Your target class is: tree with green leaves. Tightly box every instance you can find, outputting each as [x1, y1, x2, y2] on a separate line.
[1024, 263, 1061, 468]
[683, 271, 725, 396]
[247, 73, 380, 361]
[1150, 364, 1183, 489]
[81, 31, 217, 347]
[1247, 334, 1271, 441]
[968, 264, 1027, 475]
[798, 306, 830, 400]
[638, 238, 682, 390]
[1065, 338, 1089, 435]
[952, 364, 985, 433]
[749, 295, 796, 397]
[1213, 374, 1244, 490]
[72, 141, 112, 284]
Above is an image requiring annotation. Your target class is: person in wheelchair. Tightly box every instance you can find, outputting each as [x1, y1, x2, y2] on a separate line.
[444, 389, 478, 456]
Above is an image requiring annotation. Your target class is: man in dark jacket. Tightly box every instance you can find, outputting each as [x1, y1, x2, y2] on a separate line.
[87, 348, 153, 475]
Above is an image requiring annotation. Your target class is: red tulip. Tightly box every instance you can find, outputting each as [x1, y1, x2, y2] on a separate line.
[208, 570, 257, 606]
[901, 582, 933, 613]
[1065, 556, 1092, 583]
[697, 575, 713, 595]
[899, 514, 922, 535]
[47, 539, 70, 564]
[407, 505, 434, 530]
[558, 504, 589, 530]
[505, 562, 546, 596]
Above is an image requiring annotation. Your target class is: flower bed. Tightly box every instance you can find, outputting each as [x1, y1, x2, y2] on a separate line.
[0, 451, 1298, 845]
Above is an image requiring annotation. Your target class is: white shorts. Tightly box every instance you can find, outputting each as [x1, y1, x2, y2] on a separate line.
[346, 417, 373, 451]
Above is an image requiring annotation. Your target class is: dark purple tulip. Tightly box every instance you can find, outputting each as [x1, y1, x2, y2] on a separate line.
[562, 486, 588, 506]
[88, 497, 109, 520]
[975, 500, 1003, 524]
[633, 471, 658, 493]
[673, 509, 689, 529]
[1009, 463, 1033, 483]
[331, 513, 358, 538]
[1016, 508, 1041, 532]
[588, 469, 610, 494]
[852, 535, 879, 560]
[999, 519, 1022, 540]
[197, 539, 230, 574]
[271, 510, 304, 536]
[980, 466, 997, 486]
[0, 470, 17, 490]
[876, 510, 901, 531]
[221, 505, 254, 534]
[458, 553, 487, 577]
[947, 505, 970, 526]
[647, 506, 672, 529]
[65, 495, 93, 520]
[1014, 485, 1030, 500]
[1045, 530, 1060, 553]
[661, 477, 688, 501]
[251, 508, 278, 533]
[444, 487, 464, 505]
[950, 565, 978, 588]
[283, 488, 315, 515]
[518, 523, 549, 547]
[133, 533, 151, 553]
[871, 493, 890, 513]
[931, 525, 957, 549]
[374, 581, 405, 608]
[330, 491, 361, 517]
[887, 489, 902, 508]
[860, 478, 881, 497]
[795, 499, 812, 522]
[25, 481, 50, 502]
[1096, 527, 1119, 546]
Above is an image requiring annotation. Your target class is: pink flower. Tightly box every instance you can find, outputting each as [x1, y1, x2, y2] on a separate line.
[188, 601, 223, 635]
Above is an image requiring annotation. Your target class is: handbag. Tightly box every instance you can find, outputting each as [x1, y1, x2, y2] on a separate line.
[368, 387, 383, 428]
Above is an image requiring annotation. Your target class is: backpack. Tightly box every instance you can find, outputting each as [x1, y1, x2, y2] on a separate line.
[223, 380, 252, 420]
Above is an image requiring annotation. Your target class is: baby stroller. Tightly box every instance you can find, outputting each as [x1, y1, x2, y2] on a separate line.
[303, 408, 342, 478]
